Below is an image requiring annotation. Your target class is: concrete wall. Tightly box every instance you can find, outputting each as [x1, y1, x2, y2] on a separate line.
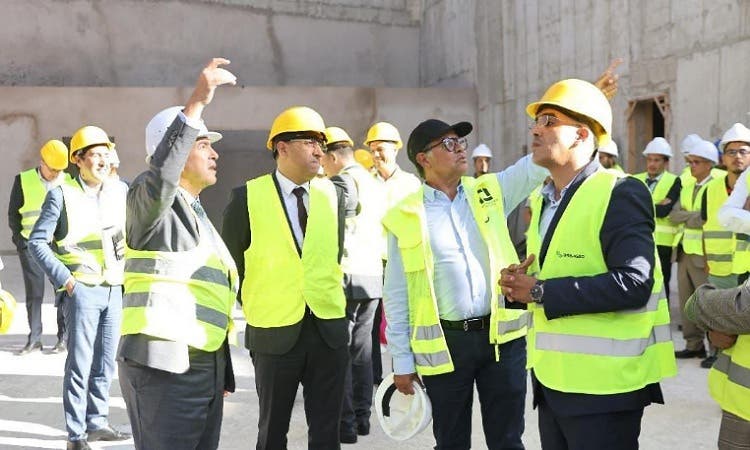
[0, 85, 476, 252]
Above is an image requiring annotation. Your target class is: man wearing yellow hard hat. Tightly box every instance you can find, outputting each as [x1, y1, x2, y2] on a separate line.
[222, 106, 355, 449]
[28, 125, 129, 449]
[500, 77, 676, 449]
[8, 139, 74, 355]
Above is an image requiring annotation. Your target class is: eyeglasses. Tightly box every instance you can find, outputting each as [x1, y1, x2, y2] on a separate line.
[529, 114, 580, 130]
[288, 138, 326, 151]
[424, 137, 468, 153]
[724, 148, 750, 157]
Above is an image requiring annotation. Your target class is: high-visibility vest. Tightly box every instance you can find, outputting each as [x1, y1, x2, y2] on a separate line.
[526, 169, 677, 394]
[339, 164, 386, 277]
[382, 175, 531, 376]
[733, 175, 750, 274]
[703, 173, 735, 276]
[633, 171, 680, 247]
[679, 175, 711, 256]
[708, 335, 750, 421]
[242, 175, 345, 327]
[55, 182, 125, 286]
[380, 168, 422, 260]
[18, 169, 73, 239]
[121, 197, 239, 352]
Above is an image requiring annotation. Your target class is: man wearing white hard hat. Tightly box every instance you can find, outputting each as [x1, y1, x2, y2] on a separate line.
[471, 143, 492, 177]
[598, 140, 625, 173]
[718, 123, 750, 258]
[669, 139, 720, 362]
[117, 59, 238, 450]
[634, 137, 681, 301]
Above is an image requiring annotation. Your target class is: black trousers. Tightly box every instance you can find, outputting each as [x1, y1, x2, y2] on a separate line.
[19, 247, 64, 344]
[421, 330, 527, 450]
[538, 400, 644, 450]
[118, 345, 227, 450]
[340, 298, 379, 435]
[656, 245, 673, 300]
[253, 313, 349, 450]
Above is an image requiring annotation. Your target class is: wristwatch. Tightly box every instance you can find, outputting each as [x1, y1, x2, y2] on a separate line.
[530, 280, 544, 304]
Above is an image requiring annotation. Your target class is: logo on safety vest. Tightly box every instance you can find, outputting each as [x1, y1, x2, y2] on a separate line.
[477, 187, 498, 206]
[555, 250, 585, 259]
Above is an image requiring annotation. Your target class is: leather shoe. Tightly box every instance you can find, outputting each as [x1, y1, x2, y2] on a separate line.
[700, 355, 718, 369]
[51, 340, 67, 353]
[674, 348, 706, 359]
[357, 422, 370, 436]
[87, 424, 131, 441]
[66, 440, 92, 450]
[340, 431, 358, 444]
[16, 341, 42, 356]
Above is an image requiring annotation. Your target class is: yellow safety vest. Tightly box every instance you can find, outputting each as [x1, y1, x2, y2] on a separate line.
[382, 175, 531, 376]
[633, 171, 680, 247]
[679, 175, 711, 256]
[733, 176, 750, 274]
[703, 173, 735, 276]
[122, 196, 238, 352]
[340, 164, 386, 277]
[56, 183, 125, 286]
[526, 169, 677, 394]
[18, 169, 73, 239]
[708, 335, 750, 421]
[242, 175, 345, 327]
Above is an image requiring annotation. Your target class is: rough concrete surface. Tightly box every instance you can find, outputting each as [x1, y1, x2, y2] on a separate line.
[0, 256, 723, 449]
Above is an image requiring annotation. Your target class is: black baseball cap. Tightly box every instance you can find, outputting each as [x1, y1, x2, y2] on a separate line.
[407, 119, 473, 166]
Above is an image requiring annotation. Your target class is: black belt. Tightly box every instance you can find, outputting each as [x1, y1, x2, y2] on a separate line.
[439, 315, 491, 332]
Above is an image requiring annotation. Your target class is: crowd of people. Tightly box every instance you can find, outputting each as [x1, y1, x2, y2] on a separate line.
[5, 57, 750, 450]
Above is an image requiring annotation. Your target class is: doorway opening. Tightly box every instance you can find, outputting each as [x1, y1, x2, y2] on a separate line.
[626, 94, 669, 174]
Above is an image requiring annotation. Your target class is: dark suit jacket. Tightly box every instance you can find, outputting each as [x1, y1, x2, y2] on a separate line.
[532, 159, 664, 416]
[222, 173, 354, 355]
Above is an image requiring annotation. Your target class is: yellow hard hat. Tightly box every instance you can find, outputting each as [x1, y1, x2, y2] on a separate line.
[0, 289, 17, 334]
[526, 79, 612, 147]
[354, 149, 374, 169]
[40, 139, 69, 171]
[266, 106, 326, 150]
[364, 122, 403, 149]
[69, 126, 114, 162]
[324, 127, 354, 147]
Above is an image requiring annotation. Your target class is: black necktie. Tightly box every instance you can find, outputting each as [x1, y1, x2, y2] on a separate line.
[646, 178, 657, 189]
[292, 187, 308, 236]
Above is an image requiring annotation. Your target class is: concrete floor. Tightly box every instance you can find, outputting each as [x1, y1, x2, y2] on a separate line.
[0, 254, 723, 449]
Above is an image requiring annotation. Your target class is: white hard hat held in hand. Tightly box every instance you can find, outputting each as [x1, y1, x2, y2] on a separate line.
[375, 373, 432, 441]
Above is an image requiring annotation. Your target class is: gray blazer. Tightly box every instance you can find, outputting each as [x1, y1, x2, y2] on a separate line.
[685, 281, 750, 334]
[117, 115, 234, 390]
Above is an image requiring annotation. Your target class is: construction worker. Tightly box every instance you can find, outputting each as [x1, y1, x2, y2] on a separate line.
[669, 139, 720, 362]
[471, 143, 492, 177]
[117, 59, 237, 450]
[633, 137, 681, 300]
[500, 78, 676, 449]
[222, 106, 354, 450]
[27, 125, 129, 450]
[383, 117, 547, 449]
[8, 140, 72, 354]
[598, 140, 625, 172]
[717, 123, 750, 281]
[364, 121, 421, 385]
[321, 126, 386, 443]
[685, 280, 750, 449]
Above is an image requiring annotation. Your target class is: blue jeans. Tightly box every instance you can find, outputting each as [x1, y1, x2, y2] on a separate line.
[63, 284, 122, 441]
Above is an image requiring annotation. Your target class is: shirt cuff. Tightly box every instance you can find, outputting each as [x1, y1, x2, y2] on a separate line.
[392, 354, 417, 375]
[178, 110, 203, 131]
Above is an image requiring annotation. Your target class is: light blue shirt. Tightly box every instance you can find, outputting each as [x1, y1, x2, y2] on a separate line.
[383, 154, 548, 374]
[274, 170, 310, 248]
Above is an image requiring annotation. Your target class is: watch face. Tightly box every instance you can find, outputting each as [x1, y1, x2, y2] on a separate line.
[531, 284, 543, 302]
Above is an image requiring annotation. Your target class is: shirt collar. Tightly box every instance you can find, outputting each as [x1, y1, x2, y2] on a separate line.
[275, 169, 310, 196]
[423, 181, 464, 202]
[177, 187, 197, 205]
[77, 176, 102, 196]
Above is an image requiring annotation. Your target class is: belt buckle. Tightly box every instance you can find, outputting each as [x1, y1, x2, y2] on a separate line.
[463, 320, 469, 332]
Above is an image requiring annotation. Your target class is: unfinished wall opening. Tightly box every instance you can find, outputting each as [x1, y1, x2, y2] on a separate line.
[626, 94, 669, 174]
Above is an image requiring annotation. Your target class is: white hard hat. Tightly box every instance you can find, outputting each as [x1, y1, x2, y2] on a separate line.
[680, 134, 703, 155]
[598, 140, 618, 156]
[471, 143, 492, 159]
[375, 373, 432, 441]
[719, 123, 750, 151]
[145, 106, 222, 162]
[687, 139, 719, 164]
[642, 137, 672, 157]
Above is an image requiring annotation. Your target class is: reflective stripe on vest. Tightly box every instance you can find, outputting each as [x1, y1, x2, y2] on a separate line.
[56, 183, 125, 286]
[242, 175, 345, 327]
[708, 335, 750, 421]
[679, 175, 711, 256]
[634, 172, 680, 247]
[121, 193, 238, 352]
[526, 169, 677, 394]
[382, 175, 529, 376]
[703, 173, 735, 276]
